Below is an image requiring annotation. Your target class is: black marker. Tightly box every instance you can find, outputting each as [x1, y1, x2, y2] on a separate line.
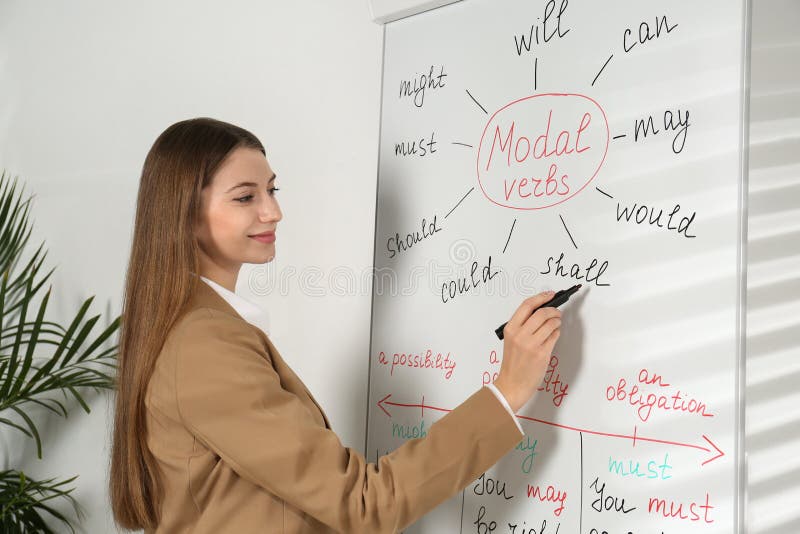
[495, 284, 582, 340]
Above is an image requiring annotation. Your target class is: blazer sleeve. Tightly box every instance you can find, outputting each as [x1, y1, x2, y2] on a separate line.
[173, 307, 524, 534]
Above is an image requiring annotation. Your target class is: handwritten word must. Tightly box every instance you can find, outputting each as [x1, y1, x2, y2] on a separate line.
[513, 0, 570, 56]
[608, 452, 673, 480]
[378, 348, 456, 380]
[394, 131, 437, 157]
[386, 214, 442, 259]
[615, 200, 697, 238]
[541, 252, 611, 287]
[399, 64, 447, 108]
[648, 493, 714, 524]
[441, 255, 500, 303]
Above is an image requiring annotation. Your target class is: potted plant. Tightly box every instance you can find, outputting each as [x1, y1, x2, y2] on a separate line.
[0, 170, 120, 533]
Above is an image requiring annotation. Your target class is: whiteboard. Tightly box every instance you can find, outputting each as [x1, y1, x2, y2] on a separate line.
[365, 1, 749, 533]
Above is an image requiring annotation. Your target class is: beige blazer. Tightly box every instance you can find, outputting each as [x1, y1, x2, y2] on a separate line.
[144, 279, 523, 533]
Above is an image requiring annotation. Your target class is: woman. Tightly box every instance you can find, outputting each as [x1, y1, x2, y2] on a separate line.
[109, 117, 563, 533]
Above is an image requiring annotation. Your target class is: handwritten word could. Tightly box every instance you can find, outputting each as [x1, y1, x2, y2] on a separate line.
[441, 255, 500, 303]
[399, 65, 447, 108]
[378, 349, 456, 380]
[540, 252, 611, 287]
[633, 108, 691, 154]
[608, 452, 673, 480]
[526, 484, 567, 517]
[606, 375, 714, 423]
[537, 354, 569, 407]
[623, 15, 678, 53]
[386, 215, 442, 259]
[513, 0, 571, 56]
[648, 493, 715, 523]
[394, 131, 437, 157]
[615, 200, 697, 238]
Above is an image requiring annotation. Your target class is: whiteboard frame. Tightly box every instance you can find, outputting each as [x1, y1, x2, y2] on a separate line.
[365, 1, 753, 532]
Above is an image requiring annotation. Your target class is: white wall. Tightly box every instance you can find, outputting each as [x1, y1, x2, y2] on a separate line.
[0, 1, 797, 533]
[745, 1, 800, 532]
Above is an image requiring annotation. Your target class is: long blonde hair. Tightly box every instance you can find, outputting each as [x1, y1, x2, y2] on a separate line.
[109, 117, 265, 529]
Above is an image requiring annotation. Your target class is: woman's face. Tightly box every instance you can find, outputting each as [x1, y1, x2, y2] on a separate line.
[195, 146, 282, 288]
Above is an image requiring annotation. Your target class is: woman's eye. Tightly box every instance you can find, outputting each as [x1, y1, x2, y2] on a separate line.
[269, 187, 280, 196]
[235, 195, 254, 203]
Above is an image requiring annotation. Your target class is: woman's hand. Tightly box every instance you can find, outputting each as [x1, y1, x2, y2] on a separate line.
[492, 291, 562, 412]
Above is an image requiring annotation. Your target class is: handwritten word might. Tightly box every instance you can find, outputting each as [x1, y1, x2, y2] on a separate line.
[386, 215, 442, 259]
[513, 0, 571, 56]
[615, 200, 697, 238]
[537, 354, 569, 407]
[540, 252, 611, 287]
[399, 65, 447, 108]
[606, 368, 714, 422]
[526, 484, 567, 517]
[394, 131, 437, 157]
[441, 255, 500, 303]
[633, 108, 691, 154]
[378, 349, 456, 380]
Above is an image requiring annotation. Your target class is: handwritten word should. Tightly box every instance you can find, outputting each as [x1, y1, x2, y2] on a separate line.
[606, 376, 714, 423]
[615, 199, 697, 238]
[441, 255, 500, 303]
[623, 15, 678, 53]
[513, 0, 571, 56]
[386, 215, 442, 259]
[394, 131, 438, 157]
[589, 477, 636, 514]
[526, 484, 567, 517]
[537, 354, 569, 407]
[378, 349, 456, 380]
[540, 252, 611, 287]
[648, 493, 715, 523]
[608, 452, 673, 480]
[399, 65, 447, 108]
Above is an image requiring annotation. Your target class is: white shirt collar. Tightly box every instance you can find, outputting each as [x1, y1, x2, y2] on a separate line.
[199, 275, 271, 335]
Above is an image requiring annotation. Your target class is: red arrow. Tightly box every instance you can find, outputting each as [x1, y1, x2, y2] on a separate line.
[376, 393, 725, 466]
